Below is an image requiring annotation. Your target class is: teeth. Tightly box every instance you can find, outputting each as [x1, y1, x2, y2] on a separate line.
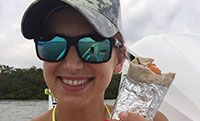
[69, 80, 73, 85]
[63, 79, 87, 86]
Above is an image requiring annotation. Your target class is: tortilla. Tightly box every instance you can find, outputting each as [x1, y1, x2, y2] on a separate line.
[127, 57, 175, 87]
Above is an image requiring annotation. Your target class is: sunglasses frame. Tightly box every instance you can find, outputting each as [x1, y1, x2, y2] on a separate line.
[34, 33, 120, 63]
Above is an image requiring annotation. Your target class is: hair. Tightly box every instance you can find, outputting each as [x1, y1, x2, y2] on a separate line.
[113, 32, 126, 64]
[114, 32, 125, 46]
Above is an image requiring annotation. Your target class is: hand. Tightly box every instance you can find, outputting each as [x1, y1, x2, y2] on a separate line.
[110, 112, 148, 121]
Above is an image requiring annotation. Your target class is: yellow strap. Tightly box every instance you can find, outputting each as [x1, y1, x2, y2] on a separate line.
[52, 107, 56, 121]
[44, 88, 55, 97]
[104, 104, 111, 119]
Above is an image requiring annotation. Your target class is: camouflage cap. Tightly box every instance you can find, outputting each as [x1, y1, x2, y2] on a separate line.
[21, 0, 121, 39]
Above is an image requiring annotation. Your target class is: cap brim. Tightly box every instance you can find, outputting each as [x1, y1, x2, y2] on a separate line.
[21, 0, 118, 39]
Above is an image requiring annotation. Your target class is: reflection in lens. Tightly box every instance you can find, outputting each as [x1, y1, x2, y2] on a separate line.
[78, 38, 111, 62]
[37, 36, 66, 61]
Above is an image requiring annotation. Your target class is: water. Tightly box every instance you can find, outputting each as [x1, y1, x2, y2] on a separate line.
[0, 100, 48, 121]
[0, 100, 114, 121]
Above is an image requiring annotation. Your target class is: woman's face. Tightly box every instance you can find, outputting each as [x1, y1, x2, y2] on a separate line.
[43, 8, 123, 107]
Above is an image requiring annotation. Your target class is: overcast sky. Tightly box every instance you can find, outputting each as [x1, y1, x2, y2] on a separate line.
[0, 0, 200, 68]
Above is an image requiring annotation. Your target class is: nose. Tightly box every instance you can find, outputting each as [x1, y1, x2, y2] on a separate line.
[61, 46, 84, 73]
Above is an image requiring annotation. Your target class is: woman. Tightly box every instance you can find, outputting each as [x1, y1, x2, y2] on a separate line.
[21, 0, 168, 121]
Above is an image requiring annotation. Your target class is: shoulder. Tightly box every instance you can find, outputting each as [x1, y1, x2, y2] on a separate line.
[154, 111, 168, 121]
[31, 109, 52, 121]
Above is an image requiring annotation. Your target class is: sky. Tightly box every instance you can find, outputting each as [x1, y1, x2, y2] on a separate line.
[0, 0, 200, 68]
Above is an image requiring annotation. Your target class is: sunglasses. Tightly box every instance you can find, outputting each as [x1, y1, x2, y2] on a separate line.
[34, 33, 123, 63]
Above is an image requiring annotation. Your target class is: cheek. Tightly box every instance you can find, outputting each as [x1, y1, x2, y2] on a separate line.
[90, 51, 117, 86]
[90, 64, 113, 93]
[43, 62, 59, 86]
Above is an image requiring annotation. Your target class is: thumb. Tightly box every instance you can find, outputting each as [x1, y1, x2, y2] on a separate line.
[119, 112, 128, 120]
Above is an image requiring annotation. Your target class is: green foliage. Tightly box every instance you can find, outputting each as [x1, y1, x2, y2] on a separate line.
[105, 73, 121, 99]
[0, 65, 47, 100]
[0, 64, 121, 100]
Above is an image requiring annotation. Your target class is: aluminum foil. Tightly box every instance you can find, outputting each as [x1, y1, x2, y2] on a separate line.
[111, 75, 168, 121]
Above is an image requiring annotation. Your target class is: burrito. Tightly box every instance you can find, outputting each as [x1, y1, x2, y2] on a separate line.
[111, 57, 175, 120]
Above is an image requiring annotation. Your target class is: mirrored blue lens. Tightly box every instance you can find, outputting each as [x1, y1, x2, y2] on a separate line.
[78, 38, 111, 63]
[37, 36, 66, 61]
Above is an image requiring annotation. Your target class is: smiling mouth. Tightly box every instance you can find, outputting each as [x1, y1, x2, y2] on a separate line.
[58, 77, 93, 92]
[63, 79, 89, 86]
[58, 76, 93, 87]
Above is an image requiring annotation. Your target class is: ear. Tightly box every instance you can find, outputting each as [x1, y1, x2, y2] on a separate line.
[113, 61, 124, 74]
[114, 47, 126, 74]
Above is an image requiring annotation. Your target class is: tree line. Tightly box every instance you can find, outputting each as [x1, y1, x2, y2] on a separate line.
[0, 65, 121, 100]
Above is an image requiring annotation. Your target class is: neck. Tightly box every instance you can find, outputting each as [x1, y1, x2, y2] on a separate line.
[55, 100, 107, 121]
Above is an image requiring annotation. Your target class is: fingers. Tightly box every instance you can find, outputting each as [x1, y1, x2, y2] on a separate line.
[119, 112, 129, 120]
[109, 112, 148, 121]
[109, 118, 120, 121]
[120, 112, 148, 121]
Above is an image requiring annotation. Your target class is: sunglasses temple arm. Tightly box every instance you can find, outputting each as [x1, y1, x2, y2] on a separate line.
[124, 47, 138, 63]
[126, 51, 135, 62]
[117, 45, 137, 62]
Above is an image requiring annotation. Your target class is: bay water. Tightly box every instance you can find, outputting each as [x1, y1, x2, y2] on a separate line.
[0, 100, 114, 121]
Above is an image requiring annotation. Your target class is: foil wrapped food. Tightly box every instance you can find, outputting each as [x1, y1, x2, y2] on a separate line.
[111, 57, 175, 120]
